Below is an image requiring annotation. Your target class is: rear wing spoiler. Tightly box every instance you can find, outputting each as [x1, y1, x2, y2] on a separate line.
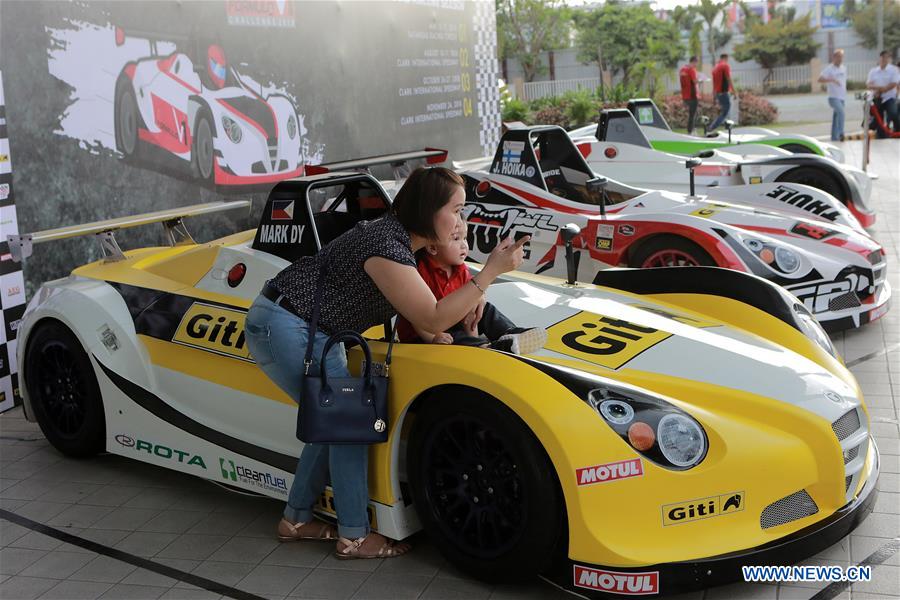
[304, 148, 447, 180]
[7, 200, 250, 263]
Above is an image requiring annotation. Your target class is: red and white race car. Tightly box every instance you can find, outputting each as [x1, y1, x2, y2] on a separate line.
[113, 30, 303, 187]
[456, 126, 890, 332]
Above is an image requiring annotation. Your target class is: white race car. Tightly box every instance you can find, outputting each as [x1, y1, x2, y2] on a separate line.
[114, 31, 304, 187]
[455, 125, 890, 332]
[570, 109, 876, 228]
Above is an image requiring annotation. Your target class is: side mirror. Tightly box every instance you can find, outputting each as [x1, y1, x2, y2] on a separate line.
[586, 176, 609, 216]
[561, 223, 581, 286]
[700, 115, 710, 135]
[685, 158, 701, 196]
[724, 119, 734, 143]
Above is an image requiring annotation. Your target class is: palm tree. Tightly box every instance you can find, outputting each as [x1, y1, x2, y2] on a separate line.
[696, 0, 731, 65]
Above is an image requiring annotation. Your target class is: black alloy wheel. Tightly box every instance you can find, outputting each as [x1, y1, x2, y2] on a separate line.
[24, 321, 105, 457]
[408, 390, 565, 582]
[776, 166, 844, 204]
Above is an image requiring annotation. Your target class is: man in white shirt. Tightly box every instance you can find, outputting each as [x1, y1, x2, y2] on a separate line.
[818, 49, 847, 141]
[867, 50, 900, 138]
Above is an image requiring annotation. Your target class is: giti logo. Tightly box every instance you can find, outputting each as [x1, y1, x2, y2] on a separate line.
[546, 312, 672, 370]
[172, 302, 252, 361]
[662, 491, 744, 526]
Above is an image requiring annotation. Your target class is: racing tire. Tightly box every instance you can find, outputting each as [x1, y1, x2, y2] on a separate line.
[776, 167, 843, 202]
[114, 80, 141, 159]
[24, 321, 105, 457]
[779, 143, 817, 154]
[630, 235, 716, 268]
[407, 390, 566, 582]
[191, 109, 216, 186]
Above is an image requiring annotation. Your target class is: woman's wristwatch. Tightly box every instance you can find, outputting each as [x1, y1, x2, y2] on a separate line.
[470, 277, 486, 294]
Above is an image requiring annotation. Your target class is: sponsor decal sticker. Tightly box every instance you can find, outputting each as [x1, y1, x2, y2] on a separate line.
[172, 302, 252, 361]
[618, 224, 635, 236]
[0, 183, 8, 199]
[790, 221, 834, 240]
[765, 185, 840, 221]
[573, 565, 659, 595]
[115, 434, 206, 469]
[501, 140, 524, 163]
[226, 0, 296, 28]
[636, 106, 654, 125]
[576, 458, 643, 487]
[546, 312, 672, 369]
[789, 269, 872, 315]
[749, 176, 763, 184]
[257, 224, 305, 244]
[0, 154, 8, 163]
[690, 206, 719, 218]
[219, 457, 288, 494]
[595, 223, 614, 251]
[662, 491, 744, 526]
[270, 199, 295, 221]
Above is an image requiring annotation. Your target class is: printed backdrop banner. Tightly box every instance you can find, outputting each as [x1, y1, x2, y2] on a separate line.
[0, 0, 501, 290]
[0, 70, 25, 413]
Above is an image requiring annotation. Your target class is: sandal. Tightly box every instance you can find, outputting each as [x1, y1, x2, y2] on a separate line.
[334, 533, 411, 559]
[277, 517, 337, 542]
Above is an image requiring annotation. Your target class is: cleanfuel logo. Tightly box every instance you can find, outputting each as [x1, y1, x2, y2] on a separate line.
[114, 434, 206, 469]
[219, 457, 287, 494]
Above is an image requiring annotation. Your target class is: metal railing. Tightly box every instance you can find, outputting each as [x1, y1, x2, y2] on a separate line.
[522, 77, 601, 101]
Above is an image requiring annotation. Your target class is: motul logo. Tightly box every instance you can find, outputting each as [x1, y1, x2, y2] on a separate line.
[575, 458, 643, 487]
[573, 566, 659, 595]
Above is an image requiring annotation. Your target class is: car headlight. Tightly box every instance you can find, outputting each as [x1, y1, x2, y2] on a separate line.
[221, 116, 242, 144]
[287, 114, 297, 139]
[657, 414, 706, 467]
[586, 386, 708, 469]
[794, 302, 837, 357]
[743, 237, 801, 274]
[774, 246, 800, 273]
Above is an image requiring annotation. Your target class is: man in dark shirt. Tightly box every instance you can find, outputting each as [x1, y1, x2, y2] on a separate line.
[679, 56, 700, 134]
[709, 53, 735, 132]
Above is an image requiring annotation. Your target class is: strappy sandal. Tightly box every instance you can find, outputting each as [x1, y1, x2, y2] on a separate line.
[334, 533, 411, 559]
[277, 517, 337, 542]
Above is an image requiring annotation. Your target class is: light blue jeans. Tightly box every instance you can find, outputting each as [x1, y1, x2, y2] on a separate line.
[828, 97, 845, 141]
[709, 92, 731, 131]
[244, 295, 369, 539]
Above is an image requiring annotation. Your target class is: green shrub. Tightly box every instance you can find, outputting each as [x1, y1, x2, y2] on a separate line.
[533, 106, 570, 128]
[502, 98, 529, 122]
[563, 89, 597, 127]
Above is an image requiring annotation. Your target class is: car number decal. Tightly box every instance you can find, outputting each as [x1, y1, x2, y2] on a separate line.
[546, 312, 672, 369]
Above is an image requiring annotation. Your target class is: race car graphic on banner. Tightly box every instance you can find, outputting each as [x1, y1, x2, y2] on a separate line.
[47, 20, 318, 189]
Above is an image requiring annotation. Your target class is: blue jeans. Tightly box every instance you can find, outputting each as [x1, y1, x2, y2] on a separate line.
[828, 97, 845, 141]
[875, 97, 898, 138]
[709, 93, 731, 131]
[244, 295, 370, 539]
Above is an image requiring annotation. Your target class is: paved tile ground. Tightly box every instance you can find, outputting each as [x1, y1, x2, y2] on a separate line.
[1, 139, 897, 599]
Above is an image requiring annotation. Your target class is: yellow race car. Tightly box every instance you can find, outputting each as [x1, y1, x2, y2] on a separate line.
[9, 153, 878, 597]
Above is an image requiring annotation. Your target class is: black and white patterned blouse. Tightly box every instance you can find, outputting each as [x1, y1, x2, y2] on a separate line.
[269, 212, 416, 334]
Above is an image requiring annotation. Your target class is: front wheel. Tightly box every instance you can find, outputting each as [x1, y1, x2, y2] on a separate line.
[407, 390, 566, 582]
[24, 321, 105, 457]
[630, 235, 716, 268]
[776, 167, 844, 203]
[191, 110, 215, 185]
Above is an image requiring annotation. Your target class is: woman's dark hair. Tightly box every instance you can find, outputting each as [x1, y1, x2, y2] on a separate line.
[392, 166, 464, 240]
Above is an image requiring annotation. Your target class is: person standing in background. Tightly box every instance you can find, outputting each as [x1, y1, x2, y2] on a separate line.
[818, 49, 847, 141]
[709, 53, 735, 132]
[679, 56, 700, 134]
[867, 50, 900, 137]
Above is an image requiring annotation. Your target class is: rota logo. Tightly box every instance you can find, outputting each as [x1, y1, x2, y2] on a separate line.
[172, 302, 253, 361]
[576, 458, 643, 487]
[573, 566, 659, 595]
[116, 434, 206, 469]
[662, 491, 744, 526]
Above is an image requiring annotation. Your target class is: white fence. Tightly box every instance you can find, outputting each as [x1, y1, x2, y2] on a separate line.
[519, 62, 874, 101]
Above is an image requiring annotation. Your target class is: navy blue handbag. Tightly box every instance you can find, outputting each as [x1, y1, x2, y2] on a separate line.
[297, 256, 392, 444]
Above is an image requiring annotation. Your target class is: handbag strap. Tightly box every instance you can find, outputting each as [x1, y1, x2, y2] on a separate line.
[304, 253, 329, 375]
[383, 321, 395, 376]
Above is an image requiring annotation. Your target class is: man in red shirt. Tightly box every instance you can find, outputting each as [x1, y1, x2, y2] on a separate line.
[679, 56, 700, 134]
[395, 225, 546, 354]
[709, 53, 735, 132]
